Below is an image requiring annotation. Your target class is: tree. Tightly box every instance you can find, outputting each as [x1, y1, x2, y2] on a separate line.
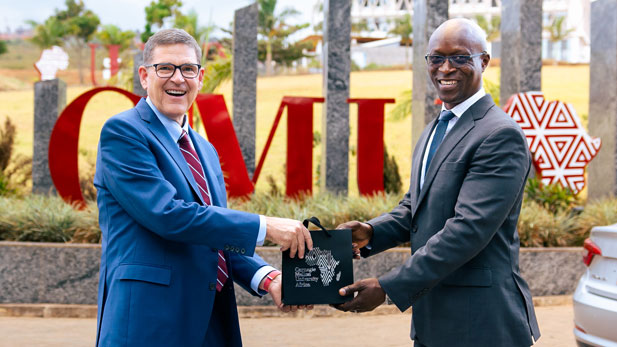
[544, 16, 575, 62]
[27, 17, 66, 49]
[474, 15, 500, 42]
[389, 14, 412, 69]
[55, 0, 100, 84]
[0, 41, 7, 56]
[351, 18, 369, 35]
[97, 25, 136, 52]
[257, 38, 312, 68]
[258, 0, 309, 75]
[174, 9, 216, 65]
[141, 0, 183, 43]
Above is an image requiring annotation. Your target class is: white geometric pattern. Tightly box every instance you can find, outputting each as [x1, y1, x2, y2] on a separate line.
[305, 247, 340, 286]
[503, 92, 601, 194]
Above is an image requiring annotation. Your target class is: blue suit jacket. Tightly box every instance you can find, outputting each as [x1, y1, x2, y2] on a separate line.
[94, 98, 267, 346]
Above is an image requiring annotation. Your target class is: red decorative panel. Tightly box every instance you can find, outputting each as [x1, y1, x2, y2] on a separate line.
[503, 92, 601, 194]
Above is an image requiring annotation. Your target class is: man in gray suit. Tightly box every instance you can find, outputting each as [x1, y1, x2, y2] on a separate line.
[334, 18, 541, 346]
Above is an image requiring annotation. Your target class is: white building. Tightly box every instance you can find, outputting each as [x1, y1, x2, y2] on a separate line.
[350, 0, 590, 63]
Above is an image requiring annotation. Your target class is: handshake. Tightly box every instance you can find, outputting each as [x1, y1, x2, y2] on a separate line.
[263, 217, 385, 314]
[263, 217, 373, 259]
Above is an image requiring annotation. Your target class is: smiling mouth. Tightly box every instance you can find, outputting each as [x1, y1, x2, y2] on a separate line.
[165, 89, 186, 96]
[439, 80, 458, 86]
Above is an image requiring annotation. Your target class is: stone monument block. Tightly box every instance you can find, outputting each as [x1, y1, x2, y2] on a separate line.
[321, 0, 351, 195]
[588, 0, 617, 199]
[499, 0, 542, 106]
[133, 52, 146, 97]
[233, 3, 258, 178]
[411, 0, 448, 152]
[33, 79, 66, 194]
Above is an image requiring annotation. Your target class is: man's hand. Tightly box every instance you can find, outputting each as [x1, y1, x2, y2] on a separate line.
[336, 221, 373, 259]
[264, 274, 314, 313]
[265, 217, 313, 258]
[332, 278, 385, 313]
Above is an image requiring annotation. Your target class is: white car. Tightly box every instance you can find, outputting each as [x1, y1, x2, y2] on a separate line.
[573, 223, 617, 347]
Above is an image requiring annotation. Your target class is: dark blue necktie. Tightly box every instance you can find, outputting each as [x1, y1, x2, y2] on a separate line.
[424, 110, 455, 177]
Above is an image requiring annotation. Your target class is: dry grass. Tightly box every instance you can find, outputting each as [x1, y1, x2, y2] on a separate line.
[0, 66, 590, 195]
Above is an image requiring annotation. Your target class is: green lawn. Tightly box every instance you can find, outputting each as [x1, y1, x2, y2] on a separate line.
[0, 65, 590, 194]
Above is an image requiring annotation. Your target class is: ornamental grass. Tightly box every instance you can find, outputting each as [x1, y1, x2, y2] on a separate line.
[1, 193, 617, 247]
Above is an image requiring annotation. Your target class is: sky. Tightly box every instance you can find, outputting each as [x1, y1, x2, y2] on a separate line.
[0, 0, 319, 36]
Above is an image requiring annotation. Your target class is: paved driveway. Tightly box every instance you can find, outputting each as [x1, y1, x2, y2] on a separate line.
[0, 304, 575, 346]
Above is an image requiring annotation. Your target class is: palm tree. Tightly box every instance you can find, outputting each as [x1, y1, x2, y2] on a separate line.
[174, 9, 215, 66]
[257, 0, 307, 75]
[389, 14, 412, 69]
[474, 15, 500, 57]
[544, 16, 575, 63]
[97, 25, 135, 52]
[475, 15, 500, 43]
[27, 17, 66, 49]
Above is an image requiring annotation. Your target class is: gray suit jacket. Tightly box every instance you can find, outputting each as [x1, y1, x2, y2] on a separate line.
[365, 95, 541, 347]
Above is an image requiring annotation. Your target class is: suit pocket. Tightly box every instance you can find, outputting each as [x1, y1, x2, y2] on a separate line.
[441, 267, 492, 287]
[116, 263, 171, 286]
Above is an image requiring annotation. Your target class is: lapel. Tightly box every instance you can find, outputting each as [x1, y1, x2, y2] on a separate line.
[413, 95, 495, 216]
[189, 128, 225, 207]
[136, 99, 206, 205]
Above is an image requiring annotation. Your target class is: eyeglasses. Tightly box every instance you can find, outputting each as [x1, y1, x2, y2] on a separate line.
[144, 63, 201, 79]
[424, 53, 486, 68]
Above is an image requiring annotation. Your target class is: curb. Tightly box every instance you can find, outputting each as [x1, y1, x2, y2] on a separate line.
[0, 295, 572, 319]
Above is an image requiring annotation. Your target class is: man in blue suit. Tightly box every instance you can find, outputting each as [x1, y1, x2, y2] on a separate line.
[94, 28, 312, 346]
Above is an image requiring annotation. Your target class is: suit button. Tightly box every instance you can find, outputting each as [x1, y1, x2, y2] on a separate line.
[224, 245, 230, 251]
[411, 225, 418, 233]
[235, 247, 240, 253]
[209, 283, 216, 290]
[240, 248, 246, 254]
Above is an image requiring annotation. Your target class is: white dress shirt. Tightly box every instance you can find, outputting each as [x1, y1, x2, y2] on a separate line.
[419, 88, 486, 189]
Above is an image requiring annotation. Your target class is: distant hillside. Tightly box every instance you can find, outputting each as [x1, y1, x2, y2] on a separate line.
[0, 40, 42, 70]
[0, 40, 115, 88]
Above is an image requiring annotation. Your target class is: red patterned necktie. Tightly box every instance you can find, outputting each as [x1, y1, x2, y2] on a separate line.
[178, 130, 228, 292]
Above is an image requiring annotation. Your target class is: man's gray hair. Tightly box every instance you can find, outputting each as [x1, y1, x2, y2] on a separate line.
[143, 28, 202, 64]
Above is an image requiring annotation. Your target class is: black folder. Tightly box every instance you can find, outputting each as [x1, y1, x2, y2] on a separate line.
[282, 217, 354, 305]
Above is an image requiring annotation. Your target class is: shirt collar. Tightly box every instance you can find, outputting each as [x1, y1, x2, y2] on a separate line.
[146, 97, 189, 143]
[441, 87, 486, 118]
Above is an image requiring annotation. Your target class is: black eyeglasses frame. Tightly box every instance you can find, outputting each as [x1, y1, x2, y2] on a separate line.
[143, 63, 202, 79]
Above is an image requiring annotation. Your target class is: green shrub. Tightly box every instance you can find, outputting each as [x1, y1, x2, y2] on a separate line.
[0, 195, 100, 243]
[0, 117, 32, 196]
[517, 201, 577, 247]
[574, 197, 617, 245]
[524, 177, 577, 214]
[383, 144, 402, 194]
[3, 192, 616, 248]
[229, 192, 402, 229]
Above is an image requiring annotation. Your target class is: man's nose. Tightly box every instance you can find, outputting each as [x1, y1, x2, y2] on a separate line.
[169, 67, 185, 82]
[438, 58, 456, 72]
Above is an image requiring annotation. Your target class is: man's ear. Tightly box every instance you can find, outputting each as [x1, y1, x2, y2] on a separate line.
[481, 53, 490, 72]
[138, 65, 149, 91]
[197, 67, 205, 91]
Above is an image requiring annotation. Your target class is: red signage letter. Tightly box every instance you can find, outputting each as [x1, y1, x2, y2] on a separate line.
[49, 87, 141, 208]
[348, 98, 395, 195]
